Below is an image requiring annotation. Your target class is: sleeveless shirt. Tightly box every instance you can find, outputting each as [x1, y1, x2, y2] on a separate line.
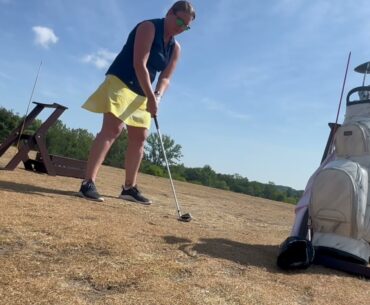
[106, 18, 175, 96]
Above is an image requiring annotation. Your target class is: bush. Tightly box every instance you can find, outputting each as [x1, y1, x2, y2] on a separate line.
[141, 163, 166, 177]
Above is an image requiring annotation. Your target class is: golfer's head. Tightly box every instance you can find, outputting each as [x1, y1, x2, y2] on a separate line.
[166, 1, 196, 36]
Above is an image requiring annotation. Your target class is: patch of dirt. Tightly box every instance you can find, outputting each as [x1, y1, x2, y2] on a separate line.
[0, 147, 369, 305]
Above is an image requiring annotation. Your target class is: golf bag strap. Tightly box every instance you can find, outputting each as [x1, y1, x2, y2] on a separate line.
[314, 254, 370, 279]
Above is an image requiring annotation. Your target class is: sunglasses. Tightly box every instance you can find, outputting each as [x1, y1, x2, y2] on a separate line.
[175, 14, 191, 31]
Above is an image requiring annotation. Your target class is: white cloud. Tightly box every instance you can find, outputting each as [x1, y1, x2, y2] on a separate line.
[226, 110, 250, 120]
[0, 71, 13, 80]
[32, 26, 58, 49]
[201, 97, 250, 121]
[82, 49, 117, 69]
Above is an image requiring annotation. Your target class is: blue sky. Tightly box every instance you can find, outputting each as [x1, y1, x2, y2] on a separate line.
[1, 0, 370, 190]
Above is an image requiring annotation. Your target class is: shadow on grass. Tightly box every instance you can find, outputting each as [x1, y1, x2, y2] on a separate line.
[0, 179, 141, 211]
[163, 235, 279, 271]
[163, 235, 352, 277]
[0, 179, 78, 197]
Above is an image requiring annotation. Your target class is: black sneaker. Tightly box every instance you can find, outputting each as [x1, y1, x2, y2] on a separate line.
[119, 185, 152, 205]
[77, 179, 104, 202]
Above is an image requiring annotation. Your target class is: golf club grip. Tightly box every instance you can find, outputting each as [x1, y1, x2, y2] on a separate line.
[154, 116, 159, 130]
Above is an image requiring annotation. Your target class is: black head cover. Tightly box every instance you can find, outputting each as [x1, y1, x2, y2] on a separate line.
[277, 236, 315, 270]
[354, 61, 370, 74]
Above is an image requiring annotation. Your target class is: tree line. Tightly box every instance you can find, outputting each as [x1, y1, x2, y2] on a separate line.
[0, 106, 303, 204]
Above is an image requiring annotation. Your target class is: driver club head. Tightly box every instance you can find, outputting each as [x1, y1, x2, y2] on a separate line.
[178, 212, 192, 222]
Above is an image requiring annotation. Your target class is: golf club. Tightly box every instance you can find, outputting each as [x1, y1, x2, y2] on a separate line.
[153, 116, 192, 222]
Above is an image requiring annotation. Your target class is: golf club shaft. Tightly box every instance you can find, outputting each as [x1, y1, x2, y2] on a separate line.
[17, 60, 42, 149]
[154, 116, 182, 217]
[327, 51, 351, 153]
[334, 51, 351, 126]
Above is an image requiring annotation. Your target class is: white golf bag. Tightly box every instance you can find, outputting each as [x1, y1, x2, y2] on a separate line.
[278, 62, 370, 276]
[311, 84, 370, 264]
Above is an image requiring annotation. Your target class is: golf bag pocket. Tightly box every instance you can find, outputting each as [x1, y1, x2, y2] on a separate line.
[310, 159, 368, 239]
[309, 159, 370, 263]
[335, 121, 370, 157]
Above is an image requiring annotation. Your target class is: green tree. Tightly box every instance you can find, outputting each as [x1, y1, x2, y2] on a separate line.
[0, 107, 21, 141]
[0, 107, 41, 142]
[140, 160, 166, 177]
[45, 121, 94, 160]
[144, 133, 183, 166]
[105, 132, 128, 168]
[0, 106, 304, 205]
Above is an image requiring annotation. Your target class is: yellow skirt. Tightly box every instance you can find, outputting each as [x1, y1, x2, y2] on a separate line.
[82, 74, 151, 129]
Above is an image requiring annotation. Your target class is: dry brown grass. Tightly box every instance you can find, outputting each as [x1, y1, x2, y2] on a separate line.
[0, 147, 369, 305]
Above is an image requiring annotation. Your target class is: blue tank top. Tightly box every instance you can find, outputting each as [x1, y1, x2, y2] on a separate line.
[106, 18, 175, 96]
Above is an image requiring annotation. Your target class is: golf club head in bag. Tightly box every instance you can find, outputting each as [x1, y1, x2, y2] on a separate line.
[154, 116, 192, 223]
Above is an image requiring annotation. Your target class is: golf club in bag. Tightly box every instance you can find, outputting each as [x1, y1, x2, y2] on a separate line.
[153, 116, 192, 222]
